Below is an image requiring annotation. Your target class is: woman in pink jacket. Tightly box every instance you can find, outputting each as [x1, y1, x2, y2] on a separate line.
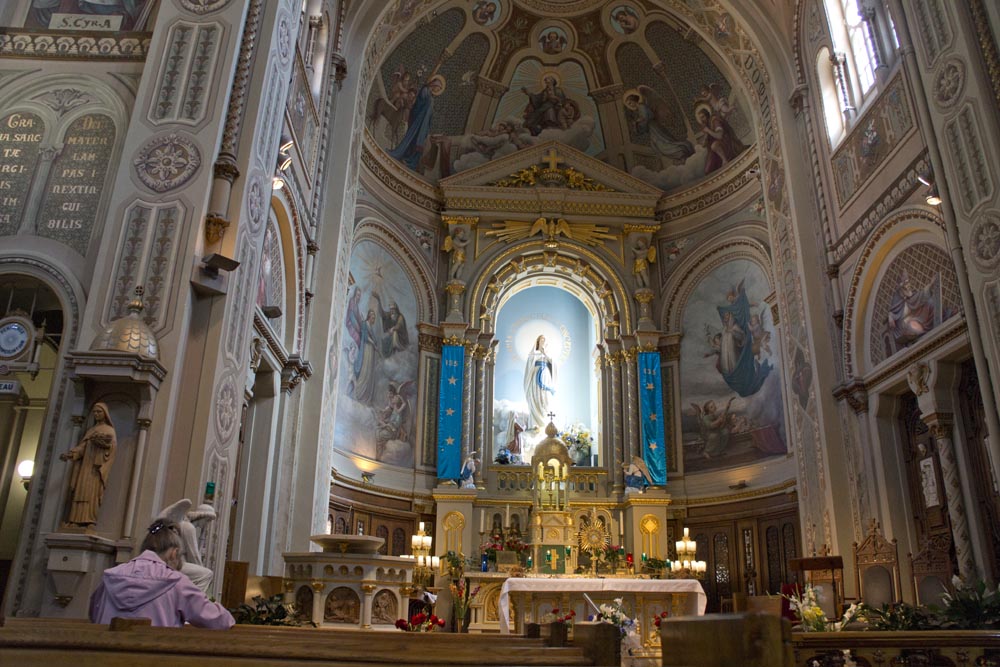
[89, 519, 234, 628]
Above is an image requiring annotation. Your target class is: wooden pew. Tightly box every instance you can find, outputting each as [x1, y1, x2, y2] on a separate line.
[660, 613, 793, 667]
[0, 617, 606, 666]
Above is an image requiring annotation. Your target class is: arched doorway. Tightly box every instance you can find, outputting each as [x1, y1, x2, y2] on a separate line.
[0, 274, 64, 606]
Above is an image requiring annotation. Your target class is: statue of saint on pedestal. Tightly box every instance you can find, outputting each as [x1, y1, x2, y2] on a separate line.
[60, 402, 116, 528]
[523, 335, 555, 431]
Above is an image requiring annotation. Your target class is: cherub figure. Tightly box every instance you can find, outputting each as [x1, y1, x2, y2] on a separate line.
[631, 235, 657, 289]
[443, 226, 471, 281]
[691, 397, 737, 458]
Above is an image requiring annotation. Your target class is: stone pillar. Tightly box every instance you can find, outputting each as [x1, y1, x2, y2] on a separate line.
[923, 413, 976, 580]
[361, 582, 375, 629]
[623, 346, 640, 463]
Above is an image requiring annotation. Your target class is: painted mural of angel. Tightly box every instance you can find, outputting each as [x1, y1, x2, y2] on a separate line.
[691, 397, 736, 458]
[622, 456, 652, 493]
[623, 86, 694, 164]
[157, 498, 215, 594]
[376, 380, 415, 446]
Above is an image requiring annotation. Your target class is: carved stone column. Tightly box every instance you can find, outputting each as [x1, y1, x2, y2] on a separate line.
[605, 342, 624, 492]
[924, 413, 976, 580]
[622, 346, 640, 463]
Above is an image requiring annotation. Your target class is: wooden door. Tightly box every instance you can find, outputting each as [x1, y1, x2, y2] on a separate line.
[693, 524, 737, 613]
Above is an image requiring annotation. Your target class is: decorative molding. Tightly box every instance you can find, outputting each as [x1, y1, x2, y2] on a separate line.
[654, 157, 759, 222]
[178, 0, 235, 15]
[931, 57, 965, 110]
[360, 143, 442, 213]
[830, 151, 930, 266]
[150, 21, 221, 125]
[969, 211, 1000, 272]
[133, 133, 201, 193]
[0, 30, 151, 60]
[213, 371, 239, 442]
[969, 0, 1000, 114]
[219, 0, 262, 159]
[943, 103, 994, 215]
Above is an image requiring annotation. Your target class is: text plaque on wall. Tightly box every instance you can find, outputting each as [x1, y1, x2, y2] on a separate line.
[37, 114, 115, 254]
[0, 112, 44, 236]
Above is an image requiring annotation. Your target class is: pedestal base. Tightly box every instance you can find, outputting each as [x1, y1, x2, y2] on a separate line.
[43, 531, 117, 618]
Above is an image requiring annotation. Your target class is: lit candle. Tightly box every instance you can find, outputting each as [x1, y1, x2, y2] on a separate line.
[423, 535, 432, 549]
[527, 555, 533, 568]
[675, 540, 684, 554]
[480, 509, 485, 533]
[419, 521, 425, 533]
[641, 552, 647, 563]
[683, 527, 689, 538]
[506, 504, 510, 526]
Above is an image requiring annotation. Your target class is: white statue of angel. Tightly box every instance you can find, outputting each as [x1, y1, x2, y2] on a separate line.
[157, 498, 216, 594]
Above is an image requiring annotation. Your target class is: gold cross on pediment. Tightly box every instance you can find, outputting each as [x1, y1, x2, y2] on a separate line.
[541, 148, 564, 171]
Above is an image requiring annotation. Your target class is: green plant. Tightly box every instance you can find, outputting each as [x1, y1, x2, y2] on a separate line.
[231, 594, 313, 626]
[938, 578, 1000, 630]
[857, 602, 939, 631]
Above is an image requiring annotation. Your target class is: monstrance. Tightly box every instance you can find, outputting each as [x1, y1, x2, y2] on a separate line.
[576, 507, 611, 576]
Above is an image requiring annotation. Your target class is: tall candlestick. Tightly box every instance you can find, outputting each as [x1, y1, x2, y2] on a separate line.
[505, 504, 510, 527]
[480, 509, 485, 533]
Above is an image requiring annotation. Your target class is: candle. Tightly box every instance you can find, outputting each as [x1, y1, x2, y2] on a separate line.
[506, 504, 510, 526]
[527, 555, 533, 568]
[641, 552, 647, 562]
[480, 509, 485, 533]
[683, 527, 689, 538]
[419, 521, 425, 533]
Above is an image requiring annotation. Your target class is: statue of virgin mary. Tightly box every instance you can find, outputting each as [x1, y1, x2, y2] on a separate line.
[523, 335, 555, 431]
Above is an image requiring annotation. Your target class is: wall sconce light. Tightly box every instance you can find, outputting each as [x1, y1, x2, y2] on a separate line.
[17, 459, 33, 490]
[361, 472, 374, 485]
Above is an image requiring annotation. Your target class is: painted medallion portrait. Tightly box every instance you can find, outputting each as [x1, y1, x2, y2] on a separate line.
[538, 26, 569, 54]
[610, 6, 640, 34]
[471, 0, 501, 26]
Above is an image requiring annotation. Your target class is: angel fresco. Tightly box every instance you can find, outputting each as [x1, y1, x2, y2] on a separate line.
[376, 380, 414, 447]
[368, 66, 418, 144]
[623, 87, 694, 165]
[695, 103, 746, 174]
[691, 397, 736, 458]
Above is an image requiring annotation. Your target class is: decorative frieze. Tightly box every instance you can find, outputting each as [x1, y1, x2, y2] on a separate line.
[0, 30, 151, 60]
[150, 22, 221, 125]
[943, 104, 994, 214]
[969, 212, 1000, 272]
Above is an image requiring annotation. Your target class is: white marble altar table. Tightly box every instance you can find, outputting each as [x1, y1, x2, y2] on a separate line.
[498, 577, 707, 634]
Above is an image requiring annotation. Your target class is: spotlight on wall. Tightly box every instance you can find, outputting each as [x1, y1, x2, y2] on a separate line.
[272, 136, 295, 190]
[925, 184, 942, 206]
[201, 252, 241, 279]
[260, 305, 282, 319]
[17, 459, 33, 490]
[917, 172, 942, 206]
[361, 472, 375, 485]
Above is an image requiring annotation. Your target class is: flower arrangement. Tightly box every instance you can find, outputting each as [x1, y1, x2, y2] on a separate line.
[651, 610, 669, 628]
[481, 534, 504, 562]
[540, 608, 576, 625]
[231, 594, 312, 626]
[938, 577, 1000, 629]
[504, 534, 530, 555]
[395, 610, 446, 632]
[449, 577, 480, 629]
[603, 544, 624, 568]
[560, 423, 594, 466]
[782, 584, 860, 632]
[589, 597, 636, 636]
[443, 550, 465, 578]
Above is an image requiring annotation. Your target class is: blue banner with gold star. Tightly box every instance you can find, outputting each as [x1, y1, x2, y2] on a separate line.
[437, 344, 464, 480]
[638, 351, 666, 485]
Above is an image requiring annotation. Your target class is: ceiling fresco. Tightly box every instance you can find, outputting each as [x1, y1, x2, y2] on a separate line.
[365, 0, 754, 191]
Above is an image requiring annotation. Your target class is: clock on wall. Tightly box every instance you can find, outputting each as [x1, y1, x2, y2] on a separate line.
[0, 315, 34, 361]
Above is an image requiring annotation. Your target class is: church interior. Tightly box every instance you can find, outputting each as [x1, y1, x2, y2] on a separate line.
[0, 0, 999, 659]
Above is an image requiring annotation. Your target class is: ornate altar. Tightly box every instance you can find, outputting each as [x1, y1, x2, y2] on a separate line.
[283, 535, 414, 629]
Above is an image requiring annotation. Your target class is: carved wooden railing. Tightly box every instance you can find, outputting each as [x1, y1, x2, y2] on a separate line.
[792, 630, 1000, 666]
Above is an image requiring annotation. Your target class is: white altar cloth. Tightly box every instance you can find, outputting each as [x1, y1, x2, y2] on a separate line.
[498, 577, 707, 634]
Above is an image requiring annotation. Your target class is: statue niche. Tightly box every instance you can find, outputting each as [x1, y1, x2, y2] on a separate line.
[60, 402, 117, 529]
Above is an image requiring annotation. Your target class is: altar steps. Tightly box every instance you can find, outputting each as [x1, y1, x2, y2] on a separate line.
[0, 618, 599, 666]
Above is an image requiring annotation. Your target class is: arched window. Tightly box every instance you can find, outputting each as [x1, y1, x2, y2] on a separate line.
[823, 0, 877, 99]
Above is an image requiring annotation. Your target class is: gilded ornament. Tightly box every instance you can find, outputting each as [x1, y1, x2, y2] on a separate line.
[485, 217, 617, 247]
